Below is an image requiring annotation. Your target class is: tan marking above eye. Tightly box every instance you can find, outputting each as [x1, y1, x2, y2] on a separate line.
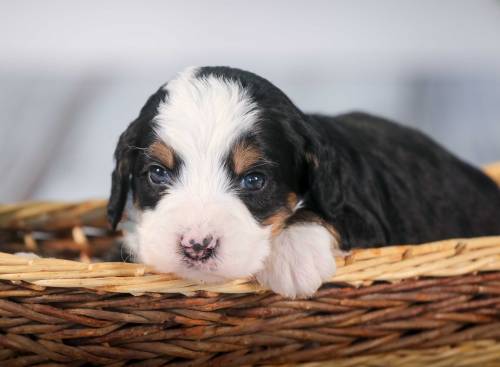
[148, 141, 175, 169]
[232, 143, 263, 175]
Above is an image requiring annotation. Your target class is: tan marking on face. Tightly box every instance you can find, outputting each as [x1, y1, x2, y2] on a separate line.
[262, 193, 299, 237]
[287, 192, 298, 210]
[149, 141, 175, 169]
[263, 209, 292, 237]
[232, 143, 263, 175]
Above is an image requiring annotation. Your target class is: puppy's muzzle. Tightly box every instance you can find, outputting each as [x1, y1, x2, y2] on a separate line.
[179, 233, 219, 262]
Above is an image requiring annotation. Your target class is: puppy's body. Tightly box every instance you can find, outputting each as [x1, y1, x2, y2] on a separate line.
[108, 66, 500, 297]
[305, 112, 500, 249]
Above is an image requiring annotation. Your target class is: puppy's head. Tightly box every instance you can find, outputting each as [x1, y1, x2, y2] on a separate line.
[108, 66, 312, 282]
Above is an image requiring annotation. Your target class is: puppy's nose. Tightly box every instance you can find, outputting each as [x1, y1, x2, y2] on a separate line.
[180, 234, 218, 260]
[189, 235, 213, 252]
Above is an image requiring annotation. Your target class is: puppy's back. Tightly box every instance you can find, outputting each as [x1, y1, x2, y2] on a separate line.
[308, 112, 500, 247]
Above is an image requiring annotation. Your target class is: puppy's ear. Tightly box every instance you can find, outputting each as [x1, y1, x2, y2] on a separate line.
[107, 85, 168, 229]
[107, 118, 141, 230]
[303, 143, 388, 250]
[303, 146, 343, 219]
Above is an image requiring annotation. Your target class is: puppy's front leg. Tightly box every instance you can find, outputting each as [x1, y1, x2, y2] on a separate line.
[256, 223, 337, 298]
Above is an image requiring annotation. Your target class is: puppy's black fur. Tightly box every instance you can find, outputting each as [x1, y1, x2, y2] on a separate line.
[108, 87, 167, 229]
[109, 66, 500, 251]
[303, 112, 500, 249]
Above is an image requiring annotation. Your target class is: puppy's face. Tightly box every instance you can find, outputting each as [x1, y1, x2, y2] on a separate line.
[109, 67, 307, 283]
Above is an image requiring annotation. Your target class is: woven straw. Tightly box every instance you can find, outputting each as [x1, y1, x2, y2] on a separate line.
[0, 163, 499, 366]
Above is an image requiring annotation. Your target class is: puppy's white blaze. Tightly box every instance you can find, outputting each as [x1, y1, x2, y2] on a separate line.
[155, 67, 260, 196]
[256, 223, 337, 298]
[135, 67, 270, 282]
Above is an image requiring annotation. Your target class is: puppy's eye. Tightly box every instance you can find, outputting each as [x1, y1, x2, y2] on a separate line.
[240, 172, 266, 191]
[148, 165, 170, 185]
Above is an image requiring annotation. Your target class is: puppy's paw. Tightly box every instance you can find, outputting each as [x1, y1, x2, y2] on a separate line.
[256, 223, 337, 298]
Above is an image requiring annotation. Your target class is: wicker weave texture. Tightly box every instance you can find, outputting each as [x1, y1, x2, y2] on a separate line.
[0, 162, 499, 365]
[302, 340, 500, 367]
[0, 236, 499, 294]
[1, 272, 500, 366]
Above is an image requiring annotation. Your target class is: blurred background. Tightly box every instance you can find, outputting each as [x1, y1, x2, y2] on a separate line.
[1, 0, 500, 202]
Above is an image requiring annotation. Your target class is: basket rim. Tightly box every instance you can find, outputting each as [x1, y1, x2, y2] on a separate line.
[1, 235, 499, 295]
[1, 162, 499, 295]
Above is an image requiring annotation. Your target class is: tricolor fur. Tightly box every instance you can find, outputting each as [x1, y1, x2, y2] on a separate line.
[108, 66, 500, 298]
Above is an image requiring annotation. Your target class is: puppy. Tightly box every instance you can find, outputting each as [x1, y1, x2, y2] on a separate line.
[108, 66, 500, 297]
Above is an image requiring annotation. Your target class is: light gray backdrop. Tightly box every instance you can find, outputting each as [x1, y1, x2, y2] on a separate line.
[1, 0, 500, 201]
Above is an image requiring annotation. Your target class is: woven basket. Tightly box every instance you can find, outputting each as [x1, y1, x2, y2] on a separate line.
[0, 163, 499, 366]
